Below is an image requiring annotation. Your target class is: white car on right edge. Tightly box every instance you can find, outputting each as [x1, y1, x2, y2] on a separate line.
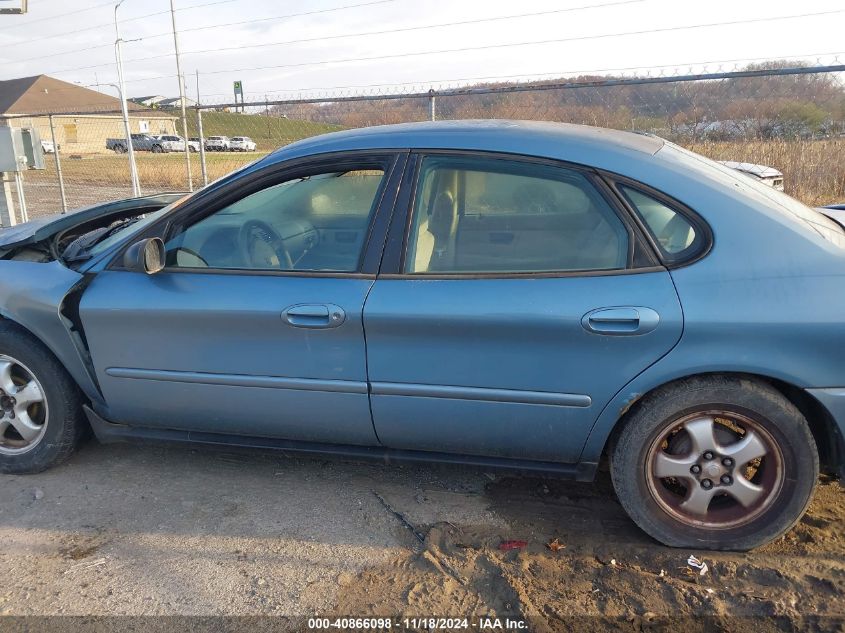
[718, 161, 784, 191]
[229, 136, 257, 152]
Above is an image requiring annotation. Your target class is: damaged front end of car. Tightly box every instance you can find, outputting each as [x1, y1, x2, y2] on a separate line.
[0, 193, 186, 266]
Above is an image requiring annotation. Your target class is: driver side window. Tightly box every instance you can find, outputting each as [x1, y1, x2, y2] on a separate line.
[165, 167, 387, 272]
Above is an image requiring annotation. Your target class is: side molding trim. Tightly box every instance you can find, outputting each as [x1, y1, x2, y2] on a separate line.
[370, 382, 592, 407]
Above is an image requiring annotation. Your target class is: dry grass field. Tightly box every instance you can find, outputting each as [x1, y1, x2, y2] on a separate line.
[688, 138, 845, 206]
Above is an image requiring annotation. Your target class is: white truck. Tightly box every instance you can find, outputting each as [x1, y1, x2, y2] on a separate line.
[152, 135, 187, 152]
[229, 136, 257, 152]
[205, 136, 230, 151]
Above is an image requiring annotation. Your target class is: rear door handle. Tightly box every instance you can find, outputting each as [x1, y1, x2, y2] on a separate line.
[581, 307, 660, 335]
[282, 304, 346, 329]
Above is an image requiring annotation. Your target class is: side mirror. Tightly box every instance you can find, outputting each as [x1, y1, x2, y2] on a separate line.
[123, 237, 165, 274]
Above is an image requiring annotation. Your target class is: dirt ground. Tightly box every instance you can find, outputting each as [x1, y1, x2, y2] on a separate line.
[0, 439, 842, 630]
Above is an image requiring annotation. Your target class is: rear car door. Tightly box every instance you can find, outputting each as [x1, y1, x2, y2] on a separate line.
[364, 152, 686, 464]
[79, 152, 405, 445]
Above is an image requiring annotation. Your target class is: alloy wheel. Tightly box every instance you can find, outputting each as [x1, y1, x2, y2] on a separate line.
[0, 355, 49, 455]
[645, 410, 784, 529]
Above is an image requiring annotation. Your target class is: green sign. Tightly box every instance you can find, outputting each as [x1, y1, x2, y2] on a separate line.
[233, 80, 243, 96]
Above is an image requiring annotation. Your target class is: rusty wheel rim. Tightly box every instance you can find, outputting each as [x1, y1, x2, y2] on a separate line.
[645, 410, 784, 529]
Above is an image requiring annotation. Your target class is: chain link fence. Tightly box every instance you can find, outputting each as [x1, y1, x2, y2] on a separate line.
[3, 62, 844, 222]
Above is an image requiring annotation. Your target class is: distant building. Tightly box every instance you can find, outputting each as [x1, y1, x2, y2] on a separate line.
[129, 95, 166, 107]
[157, 96, 198, 109]
[0, 75, 177, 154]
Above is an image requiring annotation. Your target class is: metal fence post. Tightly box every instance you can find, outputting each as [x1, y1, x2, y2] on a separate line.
[0, 118, 16, 227]
[429, 88, 436, 121]
[13, 171, 27, 223]
[48, 115, 68, 214]
[196, 108, 208, 187]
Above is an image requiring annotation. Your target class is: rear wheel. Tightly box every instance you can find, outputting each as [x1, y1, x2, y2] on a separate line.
[610, 375, 818, 550]
[0, 322, 85, 474]
[113, 144, 126, 154]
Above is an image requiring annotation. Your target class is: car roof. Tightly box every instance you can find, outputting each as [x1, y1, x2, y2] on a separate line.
[264, 120, 664, 167]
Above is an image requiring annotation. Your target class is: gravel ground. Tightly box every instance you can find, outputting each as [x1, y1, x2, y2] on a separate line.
[0, 439, 842, 629]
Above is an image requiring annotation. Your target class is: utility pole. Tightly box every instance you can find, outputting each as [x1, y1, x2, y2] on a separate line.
[169, 0, 193, 192]
[114, 0, 141, 197]
[195, 69, 207, 187]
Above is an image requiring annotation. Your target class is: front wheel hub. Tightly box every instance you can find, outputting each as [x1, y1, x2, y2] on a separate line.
[0, 355, 49, 455]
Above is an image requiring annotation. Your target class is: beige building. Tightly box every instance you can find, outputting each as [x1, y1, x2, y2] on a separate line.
[1, 75, 178, 155]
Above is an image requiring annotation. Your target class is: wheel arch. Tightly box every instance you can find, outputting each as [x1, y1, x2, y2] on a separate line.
[590, 370, 843, 477]
[0, 263, 103, 407]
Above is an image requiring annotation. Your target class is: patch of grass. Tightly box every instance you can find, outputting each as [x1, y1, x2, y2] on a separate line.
[28, 151, 262, 190]
[185, 111, 342, 152]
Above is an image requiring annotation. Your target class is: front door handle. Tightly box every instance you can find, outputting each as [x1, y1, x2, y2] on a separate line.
[581, 307, 660, 335]
[282, 304, 346, 329]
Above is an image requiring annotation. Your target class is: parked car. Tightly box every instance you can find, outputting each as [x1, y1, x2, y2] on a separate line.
[205, 136, 230, 151]
[105, 134, 167, 154]
[187, 138, 201, 153]
[40, 139, 56, 154]
[718, 160, 785, 191]
[229, 136, 257, 152]
[1, 121, 843, 551]
[152, 135, 187, 153]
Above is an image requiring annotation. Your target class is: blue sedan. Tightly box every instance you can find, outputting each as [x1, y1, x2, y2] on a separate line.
[1, 120, 843, 550]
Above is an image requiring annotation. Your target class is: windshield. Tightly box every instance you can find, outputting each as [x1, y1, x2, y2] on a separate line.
[661, 142, 845, 248]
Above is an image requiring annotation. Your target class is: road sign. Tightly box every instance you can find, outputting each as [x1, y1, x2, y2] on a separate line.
[0, 0, 27, 14]
[233, 80, 243, 97]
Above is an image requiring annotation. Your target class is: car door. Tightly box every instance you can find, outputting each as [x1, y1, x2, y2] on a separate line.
[79, 152, 405, 445]
[364, 152, 685, 464]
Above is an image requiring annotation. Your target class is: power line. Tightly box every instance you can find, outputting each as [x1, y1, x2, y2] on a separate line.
[2, 0, 236, 48]
[0, 0, 115, 30]
[6, 0, 396, 49]
[195, 51, 845, 99]
[28, 5, 845, 83]
[32, 0, 647, 72]
[121, 7, 845, 84]
[146, 0, 648, 62]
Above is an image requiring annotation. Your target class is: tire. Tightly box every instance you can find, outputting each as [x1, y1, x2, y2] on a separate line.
[151, 145, 163, 153]
[610, 375, 818, 550]
[0, 322, 85, 474]
[113, 145, 126, 154]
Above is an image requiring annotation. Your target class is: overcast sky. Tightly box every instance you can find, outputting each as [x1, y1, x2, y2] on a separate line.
[0, 0, 843, 104]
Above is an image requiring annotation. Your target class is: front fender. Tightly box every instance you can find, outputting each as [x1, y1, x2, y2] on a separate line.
[0, 261, 102, 403]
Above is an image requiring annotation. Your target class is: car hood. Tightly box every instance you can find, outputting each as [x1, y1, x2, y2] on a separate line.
[0, 193, 186, 251]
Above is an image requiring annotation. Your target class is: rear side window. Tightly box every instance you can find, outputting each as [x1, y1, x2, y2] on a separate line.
[405, 156, 630, 274]
[620, 186, 702, 262]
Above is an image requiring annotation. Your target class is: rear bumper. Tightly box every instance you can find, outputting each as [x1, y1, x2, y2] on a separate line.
[806, 388, 845, 482]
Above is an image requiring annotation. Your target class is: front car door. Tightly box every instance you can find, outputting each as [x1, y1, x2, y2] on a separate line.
[79, 152, 405, 445]
[364, 152, 687, 465]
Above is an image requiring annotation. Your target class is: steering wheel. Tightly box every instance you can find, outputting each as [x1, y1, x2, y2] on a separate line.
[238, 219, 293, 270]
[173, 246, 209, 268]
